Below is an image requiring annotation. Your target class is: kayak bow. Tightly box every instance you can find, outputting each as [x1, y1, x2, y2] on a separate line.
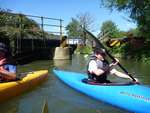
[0, 70, 48, 102]
[53, 68, 150, 113]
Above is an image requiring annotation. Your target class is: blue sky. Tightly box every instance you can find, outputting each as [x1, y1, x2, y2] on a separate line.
[0, 0, 136, 35]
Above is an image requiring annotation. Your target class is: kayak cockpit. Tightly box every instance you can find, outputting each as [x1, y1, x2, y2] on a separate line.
[82, 78, 137, 86]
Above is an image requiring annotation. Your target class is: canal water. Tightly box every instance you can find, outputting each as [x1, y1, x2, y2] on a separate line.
[0, 54, 150, 113]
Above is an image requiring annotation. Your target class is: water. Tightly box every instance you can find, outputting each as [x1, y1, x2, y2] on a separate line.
[0, 54, 150, 113]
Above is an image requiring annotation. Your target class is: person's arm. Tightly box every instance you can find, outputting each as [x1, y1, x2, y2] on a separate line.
[0, 70, 16, 79]
[0, 65, 16, 81]
[88, 60, 105, 76]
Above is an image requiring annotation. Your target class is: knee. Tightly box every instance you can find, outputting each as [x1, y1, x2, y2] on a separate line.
[110, 69, 117, 74]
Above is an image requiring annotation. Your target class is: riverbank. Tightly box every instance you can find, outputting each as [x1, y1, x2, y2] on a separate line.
[109, 43, 150, 63]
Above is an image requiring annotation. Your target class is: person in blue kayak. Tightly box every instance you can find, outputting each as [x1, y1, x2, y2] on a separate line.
[0, 42, 17, 82]
[87, 49, 138, 83]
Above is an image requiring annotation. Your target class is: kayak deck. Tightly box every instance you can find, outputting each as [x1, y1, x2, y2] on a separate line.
[53, 68, 150, 113]
[0, 70, 48, 102]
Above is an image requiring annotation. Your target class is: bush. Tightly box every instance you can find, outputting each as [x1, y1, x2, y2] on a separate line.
[109, 42, 150, 63]
[75, 45, 92, 54]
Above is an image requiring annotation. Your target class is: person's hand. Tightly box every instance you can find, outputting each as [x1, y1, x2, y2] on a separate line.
[133, 78, 140, 84]
[0, 58, 6, 70]
[0, 58, 6, 65]
[0, 66, 5, 70]
[110, 58, 119, 66]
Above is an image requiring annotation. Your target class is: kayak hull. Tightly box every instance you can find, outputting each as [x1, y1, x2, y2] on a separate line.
[53, 68, 150, 113]
[0, 70, 48, 102]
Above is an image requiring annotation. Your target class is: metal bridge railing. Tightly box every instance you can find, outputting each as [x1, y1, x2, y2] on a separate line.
[0, 12, 65, 55]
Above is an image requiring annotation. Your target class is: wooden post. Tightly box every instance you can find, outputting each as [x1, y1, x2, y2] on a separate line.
[41, 16, 46, 49]
[60, 19, 63, 39]
[18, 14, 23, 54]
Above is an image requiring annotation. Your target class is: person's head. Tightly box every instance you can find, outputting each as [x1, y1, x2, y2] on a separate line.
[94, 49, 106, 60]
[0, 42, 8, 59]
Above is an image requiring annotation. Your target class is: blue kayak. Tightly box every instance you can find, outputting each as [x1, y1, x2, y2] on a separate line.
[53, 68, 150, 113]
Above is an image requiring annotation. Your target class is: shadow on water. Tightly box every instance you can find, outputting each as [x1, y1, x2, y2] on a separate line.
[0, 54, 149, 113]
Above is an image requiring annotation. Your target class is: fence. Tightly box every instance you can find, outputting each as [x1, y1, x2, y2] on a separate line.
[0, 12, 65, 60]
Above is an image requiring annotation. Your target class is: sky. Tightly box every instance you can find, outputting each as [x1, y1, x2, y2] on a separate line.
[0, 0, 137, 35]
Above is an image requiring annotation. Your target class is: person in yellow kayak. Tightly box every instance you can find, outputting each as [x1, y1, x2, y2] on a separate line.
[87, 49, 138, 83]
[0, 42, 17, 82]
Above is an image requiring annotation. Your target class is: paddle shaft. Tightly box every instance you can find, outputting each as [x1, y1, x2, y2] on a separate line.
[83, 28, 136, 81]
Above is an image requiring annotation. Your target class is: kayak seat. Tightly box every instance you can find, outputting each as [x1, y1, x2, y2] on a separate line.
[82, 78, 104, 85]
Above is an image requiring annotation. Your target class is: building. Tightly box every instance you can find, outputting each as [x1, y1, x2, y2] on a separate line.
[66, 37, 84, 45]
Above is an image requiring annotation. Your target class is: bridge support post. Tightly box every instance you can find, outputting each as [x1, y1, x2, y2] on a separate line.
[53, 47, 71, 59]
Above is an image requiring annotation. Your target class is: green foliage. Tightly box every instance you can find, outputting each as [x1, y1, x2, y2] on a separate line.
[127, 28, 141, 37]
[66, 18, 81, 37]
[101, 20, 117, 34]
[115, 31, 126, 38]
[75, 45, 92, 54]
[76, 12, 94, 31]
[100, 20, 127, 39]
[66, 12, 94, 39]
[0, 9, 39, 29]
[0, 9, 50, 40]
[109, 42, 150, 62]
[109, 43, 129, 57]
[100, 0, 150, 62]
[100, 0, 150, 39]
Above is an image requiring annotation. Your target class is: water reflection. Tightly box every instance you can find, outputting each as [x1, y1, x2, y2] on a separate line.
[53, 59, 71, 70]
[0, 100, 18, 113]
[119, 59, 150, 85]
[53, 54, 88, 72]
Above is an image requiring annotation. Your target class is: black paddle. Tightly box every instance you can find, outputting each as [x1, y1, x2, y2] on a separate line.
[82, 27, 137, 82]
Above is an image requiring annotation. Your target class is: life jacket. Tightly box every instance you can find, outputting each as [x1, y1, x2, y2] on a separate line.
[87, 57, 110, 83]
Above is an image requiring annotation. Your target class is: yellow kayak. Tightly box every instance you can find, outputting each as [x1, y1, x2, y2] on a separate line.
[0, 70, 48, 102]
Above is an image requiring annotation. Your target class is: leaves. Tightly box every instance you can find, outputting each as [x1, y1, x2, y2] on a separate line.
[100, 20, 124, 39]
[66, 12, 95, 38]
[0, 9, 50, 39]
[100, 0, 150, 39]
[66, 18, 81, 37]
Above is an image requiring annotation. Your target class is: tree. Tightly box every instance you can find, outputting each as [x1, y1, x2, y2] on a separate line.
[100, 20, 119, 38]
[66, 12, 95, 45]
[66, 12, 95, 37]
[0, 9, 47, 39]
[100, 0, 150, 39]
[66, 18, 81, 37]
[76, 12, 94, 31]
[0, 9, 39, 29]
[127, 28, 140, 37]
